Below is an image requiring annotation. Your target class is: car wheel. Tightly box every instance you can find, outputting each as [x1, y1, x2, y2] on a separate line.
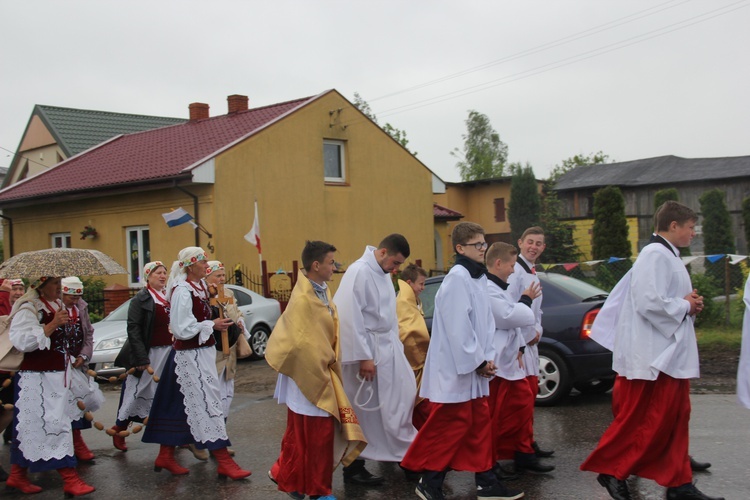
[574, 377, 615, 395]
[536, 349, 572, 407]
[249, 325, 270, 360]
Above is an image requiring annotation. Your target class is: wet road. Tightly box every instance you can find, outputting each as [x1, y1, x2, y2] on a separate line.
[2, 389, 747, 499]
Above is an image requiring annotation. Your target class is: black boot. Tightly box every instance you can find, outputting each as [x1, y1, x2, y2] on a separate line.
[515, 451, 555, 474]
[343, 459, 384, 486]
[597, 474, 631, 500]
[689, 456, 712, 472]
[532, 440, 554, 458]
[666, 483, 724, 500]
[0, 464, 8, 482]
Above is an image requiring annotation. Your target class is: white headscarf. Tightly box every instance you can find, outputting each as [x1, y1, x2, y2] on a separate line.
[166, 247, 208, 300]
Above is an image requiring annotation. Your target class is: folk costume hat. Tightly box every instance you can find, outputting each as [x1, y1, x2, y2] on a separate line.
[62, 276, 84, 295]
[143, 261, 166, 281]
[206, 261, 224, 276]
[166, 247, 208, 300]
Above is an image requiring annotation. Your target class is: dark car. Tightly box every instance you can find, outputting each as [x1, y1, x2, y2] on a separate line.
[421, 272, 615, 406]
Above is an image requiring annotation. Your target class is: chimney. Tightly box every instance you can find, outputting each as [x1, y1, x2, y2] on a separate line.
[189, 102, 210, 121]
[227, 94, 249, 114]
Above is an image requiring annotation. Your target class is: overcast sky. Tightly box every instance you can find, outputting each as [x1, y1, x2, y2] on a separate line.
[2, 0, 748, 182]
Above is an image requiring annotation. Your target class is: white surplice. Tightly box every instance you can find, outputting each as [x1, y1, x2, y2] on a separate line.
[737, 275, 750, 409]
[487, 279, 535, 381]
[608, 240, 699, 380]
[507, 256, 543, 377]
[334, 246, 416, 461]
[420, 264, 496, 403]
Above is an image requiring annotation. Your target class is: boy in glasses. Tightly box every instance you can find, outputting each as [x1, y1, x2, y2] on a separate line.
[401, 222, 524, 500]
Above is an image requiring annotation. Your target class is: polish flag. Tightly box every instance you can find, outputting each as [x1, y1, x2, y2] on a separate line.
[244, 201, 261, 253]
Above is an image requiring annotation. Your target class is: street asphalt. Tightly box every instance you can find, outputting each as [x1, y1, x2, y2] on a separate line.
[1, 388, 747, 499]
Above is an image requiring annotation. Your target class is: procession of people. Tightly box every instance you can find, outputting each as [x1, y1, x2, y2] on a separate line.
[0, 202, 744, 499]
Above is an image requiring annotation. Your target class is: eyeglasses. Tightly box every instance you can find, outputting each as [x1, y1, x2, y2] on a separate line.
[462, 241, 488, 251]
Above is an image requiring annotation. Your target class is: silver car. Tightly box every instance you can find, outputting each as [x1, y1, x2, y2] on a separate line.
[89, 284, 281, 376]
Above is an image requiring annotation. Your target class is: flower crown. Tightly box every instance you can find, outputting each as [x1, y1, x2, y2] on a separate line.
[178, 252, 208, 268]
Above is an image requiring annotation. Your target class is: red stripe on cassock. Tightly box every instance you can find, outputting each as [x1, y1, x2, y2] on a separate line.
[401, 398, 493, 473]
[489, 377, 535, 460]
[271, 409, 334, 497]
[580, 374, 692, 487]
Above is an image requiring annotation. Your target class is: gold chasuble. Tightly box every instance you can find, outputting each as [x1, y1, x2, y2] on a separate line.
[396, 279, 431, 403]
[266, 272, 366, 467]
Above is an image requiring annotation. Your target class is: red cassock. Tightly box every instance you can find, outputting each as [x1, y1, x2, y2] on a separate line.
[580, 374, 692, 487]
[489, 377, 535, 461]
[412, 399, 437, 431]
[519, 375, 539, 451]
[401, 398, 493, 473]
[271, 409, 335, 497]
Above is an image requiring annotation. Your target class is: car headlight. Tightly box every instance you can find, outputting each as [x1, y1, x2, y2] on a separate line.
[95, 336, 127, 351]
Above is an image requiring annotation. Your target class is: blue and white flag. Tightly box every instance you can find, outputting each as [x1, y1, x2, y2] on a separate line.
[162, 207, 198, 228]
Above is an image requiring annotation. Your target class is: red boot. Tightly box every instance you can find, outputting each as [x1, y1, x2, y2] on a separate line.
[58, 467, 95, 498]
[5, 464, 43, 494]
[110, 425, 128, 452]
[72, 429, 94, 462]
[213, 447, 251, 480]
[154, 445, 189, 475]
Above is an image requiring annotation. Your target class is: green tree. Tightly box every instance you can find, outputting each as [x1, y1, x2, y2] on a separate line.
[539, 185, 580, 263]
[508, 164, 541, 243]
[653, 188, 679, 211]
[352, 92, 415, 154]
[451, 110, 508, 181]
[742, 196, 750, 253]
[548, 151, 610, 182]
[592, 185, 631, 260]
[700, 189, 737, 292]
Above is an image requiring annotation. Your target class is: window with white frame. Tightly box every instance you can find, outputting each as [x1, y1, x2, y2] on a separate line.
[51, 232, 72, 248]
[126, 226, 151, 286]
[323, 140, 346, 183]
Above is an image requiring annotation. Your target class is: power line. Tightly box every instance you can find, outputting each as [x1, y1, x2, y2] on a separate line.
[369, 0, 691, 103]
[344, 0, 748, 127]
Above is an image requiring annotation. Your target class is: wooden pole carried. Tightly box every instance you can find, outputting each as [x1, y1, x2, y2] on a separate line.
[210, 283, 233, 355]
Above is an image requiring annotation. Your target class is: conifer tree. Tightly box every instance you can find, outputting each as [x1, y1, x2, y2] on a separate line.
[592, 185, 631, 260]
[508, 164, 541, 243]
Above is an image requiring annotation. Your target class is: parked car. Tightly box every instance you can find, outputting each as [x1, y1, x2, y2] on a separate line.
[421, 272, 614, 406]
[89, 284, 281, 376]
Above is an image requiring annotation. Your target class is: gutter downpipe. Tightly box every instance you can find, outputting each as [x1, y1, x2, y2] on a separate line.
[174, 184, 201, 247]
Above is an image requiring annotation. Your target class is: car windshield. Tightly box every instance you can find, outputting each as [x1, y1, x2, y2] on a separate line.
[540, 273, 608, 301]
[103, 299, 131, 321]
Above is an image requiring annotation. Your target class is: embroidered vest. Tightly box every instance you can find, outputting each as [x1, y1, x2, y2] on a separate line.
[20, 308, 67, 371]
[173, 291, 216, 350]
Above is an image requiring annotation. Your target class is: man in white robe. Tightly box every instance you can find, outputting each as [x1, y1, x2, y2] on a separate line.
[507, 226, 552, 459]
[334, 233, 417, 485]
[739, 273, 750, 409]
[582, 201, 724, 500]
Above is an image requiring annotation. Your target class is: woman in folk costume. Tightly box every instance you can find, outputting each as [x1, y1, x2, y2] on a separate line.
[267, 241, 366, 500]
[205, 261, 251, 455]
[61, 277, 105, 463]
[110, 261, 171, 452]
[395, 264, 435, 430]
[7, 277, 95, 497]
[737, 272, 750, 410]
[0, 279, 26, 480]
[141, 247, 251, 480]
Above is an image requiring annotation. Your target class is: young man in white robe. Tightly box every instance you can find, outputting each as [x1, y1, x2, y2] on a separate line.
[485, 243, 552, 477]
[739, 272, 750, 410]
[581, 201, 724, 500]
[506, 226, 554, 461]
[401, 222, 524, 500]
[334, 233, 417, 485]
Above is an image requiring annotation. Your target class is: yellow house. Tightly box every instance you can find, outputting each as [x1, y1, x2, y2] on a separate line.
[0, 90, 436, 293]
[432, 177, 544, 268]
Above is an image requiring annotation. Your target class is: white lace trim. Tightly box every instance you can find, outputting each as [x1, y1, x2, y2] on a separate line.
[16, 371, 73, 462]
[198, 321, 214, 345]
[174, 348, 228, 443]
[117, 346, 171, 421]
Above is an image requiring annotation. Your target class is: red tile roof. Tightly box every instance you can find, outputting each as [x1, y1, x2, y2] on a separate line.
[0, 94, 321, 203]
[433, 203, 463, 220]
